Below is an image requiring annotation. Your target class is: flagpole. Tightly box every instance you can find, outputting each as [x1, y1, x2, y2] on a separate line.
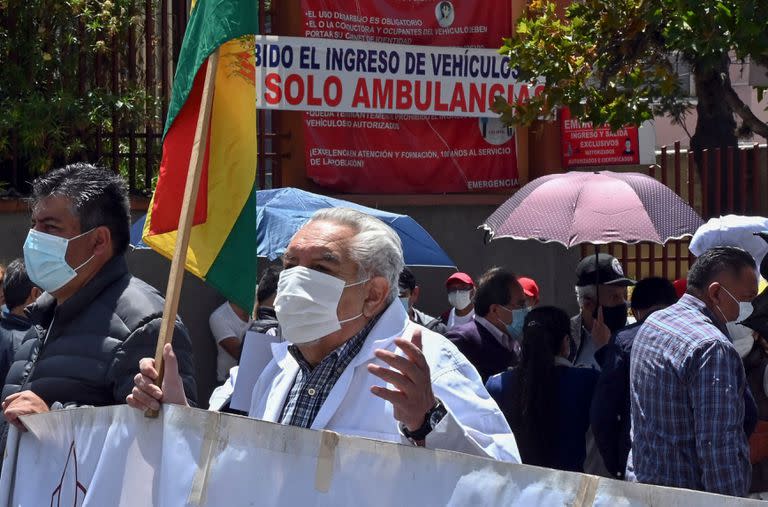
[145, 47, 220, 418]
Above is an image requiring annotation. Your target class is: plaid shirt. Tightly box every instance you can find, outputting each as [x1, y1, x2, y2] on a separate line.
[628, 294, 751, 497]
[279, 316, 380, 429]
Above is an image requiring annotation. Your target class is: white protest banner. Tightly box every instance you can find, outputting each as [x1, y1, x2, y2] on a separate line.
[230, 331, 282, 412]
[0, 405, 760, 506]
[253, 35, 542, 118]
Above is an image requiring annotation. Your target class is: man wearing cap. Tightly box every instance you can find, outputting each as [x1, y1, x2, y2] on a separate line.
[572, 254, 634, 370]
[445, 268, 526, 382]
[440, 272, 476, 330]
[398, 268, 448, 335]
[518, 277, 540, 308]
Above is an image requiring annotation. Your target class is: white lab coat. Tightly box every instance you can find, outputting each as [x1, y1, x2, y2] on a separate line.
[248, 300, 521, 463]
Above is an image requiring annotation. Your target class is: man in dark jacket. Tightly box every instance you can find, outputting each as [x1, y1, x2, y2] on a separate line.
[0, 259, 40, 384]
[398, 268, 448, 335]
[445, 267, 526, 382]
[589, 277, 677, 479]
[1, 163, 197, 430]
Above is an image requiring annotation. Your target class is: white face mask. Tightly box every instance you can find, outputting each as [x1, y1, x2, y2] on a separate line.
[718, 286, 754, 324]
[727, 322, 755, 358]
[274, 266, 368, 345]
[448, 290, 472, 310]
[23, 228, 95, 293]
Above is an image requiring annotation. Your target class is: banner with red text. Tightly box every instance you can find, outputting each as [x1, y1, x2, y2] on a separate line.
[255, 38, 533, 117]
[561, 108, 640, 168]
[300, 0, 520, 193]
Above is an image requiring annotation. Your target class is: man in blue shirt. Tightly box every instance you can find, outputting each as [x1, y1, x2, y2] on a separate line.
[629, 246, 758, 497]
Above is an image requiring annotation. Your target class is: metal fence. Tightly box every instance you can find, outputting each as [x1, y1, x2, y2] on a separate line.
[103, 0, 189, 196]
[1, 0, 281, 196]
[102, 0, 280, 194]
[582, 142, 768, 281]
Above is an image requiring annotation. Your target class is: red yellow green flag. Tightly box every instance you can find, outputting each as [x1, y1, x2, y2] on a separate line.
[142, 0, 259, 311]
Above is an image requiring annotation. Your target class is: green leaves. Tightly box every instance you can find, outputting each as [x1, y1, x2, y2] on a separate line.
[499, 0, 768, 132]
[0, 0, 151, 179]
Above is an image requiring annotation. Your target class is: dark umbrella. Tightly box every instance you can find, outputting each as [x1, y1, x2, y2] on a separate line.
[480, 170, 704, 301]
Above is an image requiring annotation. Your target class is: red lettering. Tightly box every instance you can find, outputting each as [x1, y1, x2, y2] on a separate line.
[434, 82, 448, 112]
[306, 75, 322, 106]
[351, 78, 371, 108]
[449, 83, 467, 112]
[396, 80, 412, 109]
[264, 73, 281, 105]
[534, 84, 545, 96]
[488, 84, 505, 109]
[469, 83, 486, 113]
[373, 79, 394, 109]
[284, 74, 304, 106]
[324, 76, 342, 107]
[516, 85, 530, 106]
[414, 81, 431, 111]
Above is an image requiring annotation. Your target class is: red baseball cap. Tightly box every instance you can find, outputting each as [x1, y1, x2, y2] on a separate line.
[673, 278, 687, 299]
[446, 272, 474, 287]
[518, 277, 539, 299]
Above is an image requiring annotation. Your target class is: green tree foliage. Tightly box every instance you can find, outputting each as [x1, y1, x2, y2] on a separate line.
[496, 0, 768, 149]
[0, 0, 157, 182]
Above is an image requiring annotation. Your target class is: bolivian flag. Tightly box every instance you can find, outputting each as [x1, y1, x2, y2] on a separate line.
[143, 0, 259, 311]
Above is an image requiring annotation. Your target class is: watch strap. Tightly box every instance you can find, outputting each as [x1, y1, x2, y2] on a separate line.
[401, 399, 445, 441]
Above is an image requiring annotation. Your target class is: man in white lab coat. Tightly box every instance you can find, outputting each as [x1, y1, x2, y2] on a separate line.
[128, 208, 520, 463]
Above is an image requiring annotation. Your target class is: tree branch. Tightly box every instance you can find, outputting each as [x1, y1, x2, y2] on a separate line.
[721, 70, 768, 139]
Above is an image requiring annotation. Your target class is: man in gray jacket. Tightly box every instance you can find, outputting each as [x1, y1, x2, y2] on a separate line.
[1, 163, 197, 430]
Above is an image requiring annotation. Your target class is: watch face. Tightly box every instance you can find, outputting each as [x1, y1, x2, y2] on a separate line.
[428, 403, 447, 429]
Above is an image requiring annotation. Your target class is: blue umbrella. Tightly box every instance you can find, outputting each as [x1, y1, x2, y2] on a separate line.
[130, 187, 455, 267]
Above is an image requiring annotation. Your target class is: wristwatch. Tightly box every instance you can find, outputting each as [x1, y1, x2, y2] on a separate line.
[400, 398, 447, 442]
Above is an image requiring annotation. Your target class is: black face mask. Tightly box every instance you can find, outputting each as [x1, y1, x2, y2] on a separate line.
[257, 306, 277, 321]
[592, 303, 628, 333]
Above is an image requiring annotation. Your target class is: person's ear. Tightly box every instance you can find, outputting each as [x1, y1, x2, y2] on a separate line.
[92, 226, 112, 257]
[412, 286, 421, 304]
[362, 276, 390, 318]
[707, 282, 723, 306]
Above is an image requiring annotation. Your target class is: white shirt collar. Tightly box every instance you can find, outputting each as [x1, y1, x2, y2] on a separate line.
[554, 356, 573, 367]
[474, 315, 513, 351]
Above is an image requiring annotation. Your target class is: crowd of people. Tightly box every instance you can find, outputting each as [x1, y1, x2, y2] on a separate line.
[1, 163, 768, 499]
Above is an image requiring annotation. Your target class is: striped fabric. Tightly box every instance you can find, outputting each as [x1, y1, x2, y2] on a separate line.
[629, 294, 751, 497]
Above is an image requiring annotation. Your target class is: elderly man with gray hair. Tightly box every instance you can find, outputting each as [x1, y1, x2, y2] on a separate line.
[129, 208, 521, 463]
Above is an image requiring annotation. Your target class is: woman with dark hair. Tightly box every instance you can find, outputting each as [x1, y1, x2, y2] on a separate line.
[435, 0, 454, 27]
[486, 306, 599, 471]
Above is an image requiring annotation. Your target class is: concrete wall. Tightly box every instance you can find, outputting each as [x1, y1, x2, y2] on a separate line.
[0, 204, 582, 405]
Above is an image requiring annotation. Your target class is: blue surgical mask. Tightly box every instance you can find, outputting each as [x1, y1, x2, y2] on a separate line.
[399, 296, 410, 312]
[23, 228, 95, 293]
[498, 305, 529, 338]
